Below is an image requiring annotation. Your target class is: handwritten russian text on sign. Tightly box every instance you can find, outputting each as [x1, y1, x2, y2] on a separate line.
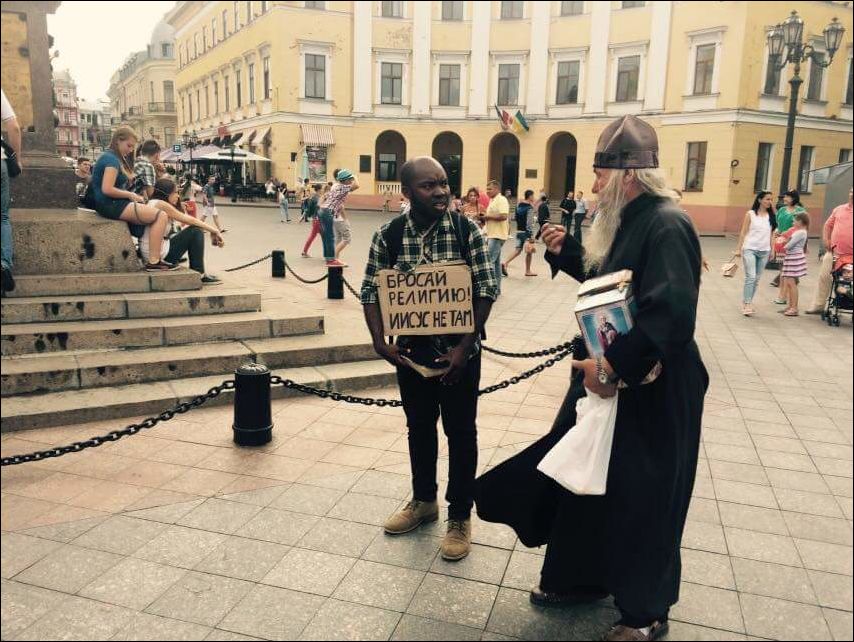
[377, 263, 474, 336]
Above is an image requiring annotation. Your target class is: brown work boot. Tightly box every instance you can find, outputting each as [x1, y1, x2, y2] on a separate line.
[384, 499, 439, 535]
[441, 518, 472, 561]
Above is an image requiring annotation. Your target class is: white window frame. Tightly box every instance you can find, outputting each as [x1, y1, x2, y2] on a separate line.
[374, 49, 411, 115]
[376, 1, 407, 19]
[753, 142, 775, 192]
[431, 53, 469, 116]
[557, 1, 587, 17]
[548, 47, 587, 116]
[260, 47, 272, 102]
[684, 27, 725, 99]
[607, 42, 646, 114]
[438, 1, 468, 21]
[491, 52, 528, 108]
[802, 39, 829, 118]
[299, 41, 333, 113]
[797, 145, 815, 193]
[842, 48, 853, 121]
[498, 1, 527, 20]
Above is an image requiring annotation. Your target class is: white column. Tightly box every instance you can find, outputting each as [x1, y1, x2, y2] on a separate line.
[352, 1, 372, 114]
[526, 1, 550, 116]
[411, 2, 432, 116]
[644, 1, 672, 112]
[584, 1, 611, 115]
[468, 1, 491, 116]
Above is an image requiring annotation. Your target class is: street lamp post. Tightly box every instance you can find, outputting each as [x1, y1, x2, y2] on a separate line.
[767, 11, 845, 206]
[181, 129, 199, 174]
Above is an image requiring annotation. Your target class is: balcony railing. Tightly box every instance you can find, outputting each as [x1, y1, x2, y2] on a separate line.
[148, 102, 176, 113]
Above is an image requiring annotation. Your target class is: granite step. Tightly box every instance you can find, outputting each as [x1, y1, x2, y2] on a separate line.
[1, 334, 379, 396]
[0, 359, 397, 431]
[6, 269, 202, 298]
[1, 311, 324, 357]
[0, 288, 262, 324]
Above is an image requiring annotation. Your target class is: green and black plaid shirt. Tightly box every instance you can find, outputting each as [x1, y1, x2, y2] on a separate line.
[361, 212, 497, 354]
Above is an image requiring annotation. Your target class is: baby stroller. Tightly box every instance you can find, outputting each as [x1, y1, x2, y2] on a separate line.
[822, 254, 853, 326]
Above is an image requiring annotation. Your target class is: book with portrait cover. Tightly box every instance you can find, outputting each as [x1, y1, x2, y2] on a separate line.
[574, 270, 635, 358]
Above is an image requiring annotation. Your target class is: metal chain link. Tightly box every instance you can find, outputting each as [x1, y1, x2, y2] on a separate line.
[223, 253, 272, 273]
[0, 381, 234, 467]
[342, 277, 361, 300]
[481, 341, 574, 359]
[284, 260, 330, 285]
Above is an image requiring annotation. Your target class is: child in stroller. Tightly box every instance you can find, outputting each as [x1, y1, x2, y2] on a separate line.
[822, 254, 853, 326]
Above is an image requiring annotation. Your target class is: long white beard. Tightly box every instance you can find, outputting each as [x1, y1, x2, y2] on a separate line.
[584, 172, 628, 271]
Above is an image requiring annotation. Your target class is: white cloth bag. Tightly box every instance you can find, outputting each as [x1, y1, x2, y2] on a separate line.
[537, 391, 619, 495]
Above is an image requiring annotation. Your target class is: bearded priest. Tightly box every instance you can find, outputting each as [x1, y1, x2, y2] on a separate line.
[475, 115, 708, 642]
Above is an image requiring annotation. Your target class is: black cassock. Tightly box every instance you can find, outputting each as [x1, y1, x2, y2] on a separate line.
[475, 192, 709, 622]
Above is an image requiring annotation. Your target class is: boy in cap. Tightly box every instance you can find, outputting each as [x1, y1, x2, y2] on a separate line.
[318, 169, 358, 268]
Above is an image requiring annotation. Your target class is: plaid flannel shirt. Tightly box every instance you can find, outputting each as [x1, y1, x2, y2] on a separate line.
[361, 212, 498, 355]
[133, 158, 156, 194]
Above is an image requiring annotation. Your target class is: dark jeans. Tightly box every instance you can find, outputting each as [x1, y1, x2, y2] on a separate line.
[573, 213, 585, 243]
[318, 207, 336, 260]
[396, 351, 481, 520]
[164, 226, 205, 274]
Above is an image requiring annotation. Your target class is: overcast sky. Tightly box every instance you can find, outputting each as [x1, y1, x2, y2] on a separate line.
[47, 1, 177, 104]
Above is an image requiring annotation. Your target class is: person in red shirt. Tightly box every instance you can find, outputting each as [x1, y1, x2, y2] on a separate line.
[807, 188, 853, 314]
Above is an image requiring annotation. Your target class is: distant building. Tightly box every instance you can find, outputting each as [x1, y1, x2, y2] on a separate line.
[53, 69, 80, 159]
[107, 18, 178, 147]
[78, 99, 112, 158]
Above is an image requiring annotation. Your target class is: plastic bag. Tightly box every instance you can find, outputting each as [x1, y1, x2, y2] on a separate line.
[537, 391, 619, 495]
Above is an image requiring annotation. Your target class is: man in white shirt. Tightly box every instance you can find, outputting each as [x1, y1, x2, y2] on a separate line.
[484, 180, 510, 296]
[1, 88, 22, 296]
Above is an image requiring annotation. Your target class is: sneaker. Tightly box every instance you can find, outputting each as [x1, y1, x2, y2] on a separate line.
[201, 274, 222, 285]
[325, 259, 348, 268]
[145, 261, 178, 271]
[384, 500, 439, 535]
[501, 264, 509, 277]
[0, 264, 15, 295]
[301, 252, 311, 258]
[804, 308, 823, 315]
[441, 518, 472, 561]
[772, 299, 787, 305]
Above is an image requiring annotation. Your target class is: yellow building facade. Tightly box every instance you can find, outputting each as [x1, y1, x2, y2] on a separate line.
[107, 20, 179, 148]
[167, 1, 853, 232]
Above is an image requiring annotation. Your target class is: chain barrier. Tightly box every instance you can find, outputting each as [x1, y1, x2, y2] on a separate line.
[284, 260, 329, 285]
[342, 277, 362, 300]
[0, 381, 234, 467]
[481, 341, 574, 359]
[223, 254, 272, 273]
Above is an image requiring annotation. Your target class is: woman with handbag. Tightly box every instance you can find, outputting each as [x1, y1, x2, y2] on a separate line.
[733, 191, 777, 316]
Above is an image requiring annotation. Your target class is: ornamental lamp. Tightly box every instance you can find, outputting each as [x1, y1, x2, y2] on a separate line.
[782, 10, 804, 49]
[767, 25, 786, 60]
[823, 17, 846, 59]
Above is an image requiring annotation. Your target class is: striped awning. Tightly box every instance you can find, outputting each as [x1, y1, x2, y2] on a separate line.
[300, 124, 334, 147]
[254, 126, 271, 145]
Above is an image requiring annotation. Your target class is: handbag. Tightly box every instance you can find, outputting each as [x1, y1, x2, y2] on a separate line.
[721, 254, 739, 277]
[1, 139, 21, 178]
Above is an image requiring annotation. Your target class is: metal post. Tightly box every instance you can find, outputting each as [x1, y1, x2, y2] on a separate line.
[777, 60, 803, 208]
[272, 250, 285, 278]
[232, 362, 273, 446]
[327, 266, 344, 299]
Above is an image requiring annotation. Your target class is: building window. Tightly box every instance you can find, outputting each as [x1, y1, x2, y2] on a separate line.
[501, 2, 523, 19]
[754, 143, 773, 192]
[556, 60, 580, 104]
[261, 1, 268, 12]
[615, 55, 640, 102]
[684, 142, 707, 191]
[203, 26, 208, 51]
[498, 63, 520, 105]
[188, 94, 193, 123]
[248, 63, 256, 103]
[163, 80, 174, 105]
[150, 81, 155, 102]
[204, 85, 209, 117]
[622, 1, 644, 7]
[211, 18, 217, 46]
[381, 62, 403, 105]
[263, 57, 271, 100]
[196, 89, 201, 119]
[305, 54, 326, 99]
[224, 75, 230, 111]
[438, 64, 461, 106]
[161, 43, 173, 57]
[846, 59, 853, 105]
[213, 81, 219, 114]
[245, 1, 253, 22]
[693, 43, 715, 95]
[222, 10, 228, 37]
[233, 1, 239, 30]
[797, 145, 814, 192]
[764, 52, 781, 95]
[378, 153, 398, 181]
[305, 1, 325, 8]
[164, 127, 175, 146]
[381, 1, 402, 17]
[442, 1, 463, 20]
[806, 52, 825, 101]
[561, 1, 583, 16]
[236, 70, 242, 107]
[838, 148, 852, 164]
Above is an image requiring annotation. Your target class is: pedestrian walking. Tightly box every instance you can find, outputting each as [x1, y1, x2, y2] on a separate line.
[360, 156, 497, 562]
[559, 190, 576, 231]
[484, 180, 510, 287]
[807, 188, 853, 314]
[461, 187, 485, 228]
[534, 193, 551, 240]
[301, 184, 322, 257]
[278, 182, 291, 222]
[1, 87, 22, 296]
[334, 206, 352, 261]
[573, 190, 588, 243]
[318, 169, 358, 268]
[502, 189, 537, 276]
[201, 175, 226, 232]
[734, 191, 777, 316]
[770, 190, 806, 288]
[476, 115, 707, 642]
[778, 211, 810, 316]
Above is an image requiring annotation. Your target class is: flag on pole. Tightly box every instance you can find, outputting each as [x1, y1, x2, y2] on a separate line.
[494, 104, 512, 130]
[513, 110, 530, 132]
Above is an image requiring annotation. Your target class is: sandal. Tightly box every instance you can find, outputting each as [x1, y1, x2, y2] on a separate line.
[602, 620, 669, 641]
[784, 309, 799, 316]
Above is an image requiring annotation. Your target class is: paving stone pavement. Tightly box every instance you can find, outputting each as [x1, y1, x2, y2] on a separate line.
[2, 212, 852, 641]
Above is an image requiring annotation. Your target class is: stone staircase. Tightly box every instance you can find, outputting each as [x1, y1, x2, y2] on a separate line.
[1, 210, 395, 432]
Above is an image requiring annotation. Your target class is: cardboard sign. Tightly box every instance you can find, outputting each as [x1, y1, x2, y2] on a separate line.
[377, 262, 474, 336]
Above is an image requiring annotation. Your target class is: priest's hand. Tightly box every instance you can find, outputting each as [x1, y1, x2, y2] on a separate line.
[437, 344, 469, 386]
[541, 223, 567, 256]
[572, 359, 618, 399]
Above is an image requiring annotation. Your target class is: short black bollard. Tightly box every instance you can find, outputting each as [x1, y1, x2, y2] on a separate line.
[232, 362, 273, 447]
[272, 250, 285, 278]
[327, 266, 344, 300]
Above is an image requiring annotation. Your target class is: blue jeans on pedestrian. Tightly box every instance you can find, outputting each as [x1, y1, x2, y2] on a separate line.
[1, 159, 12, 270]
[318, 207, 336, 261]
[742, 249, 769, 303]
[487, 237, 505, 295]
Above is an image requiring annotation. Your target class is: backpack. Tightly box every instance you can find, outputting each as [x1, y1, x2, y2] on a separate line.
[382, 211, 472, 268]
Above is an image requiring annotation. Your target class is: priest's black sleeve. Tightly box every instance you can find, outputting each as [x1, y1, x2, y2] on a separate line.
[605, 212, 701, 386]
[544, 235, 587, 282]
